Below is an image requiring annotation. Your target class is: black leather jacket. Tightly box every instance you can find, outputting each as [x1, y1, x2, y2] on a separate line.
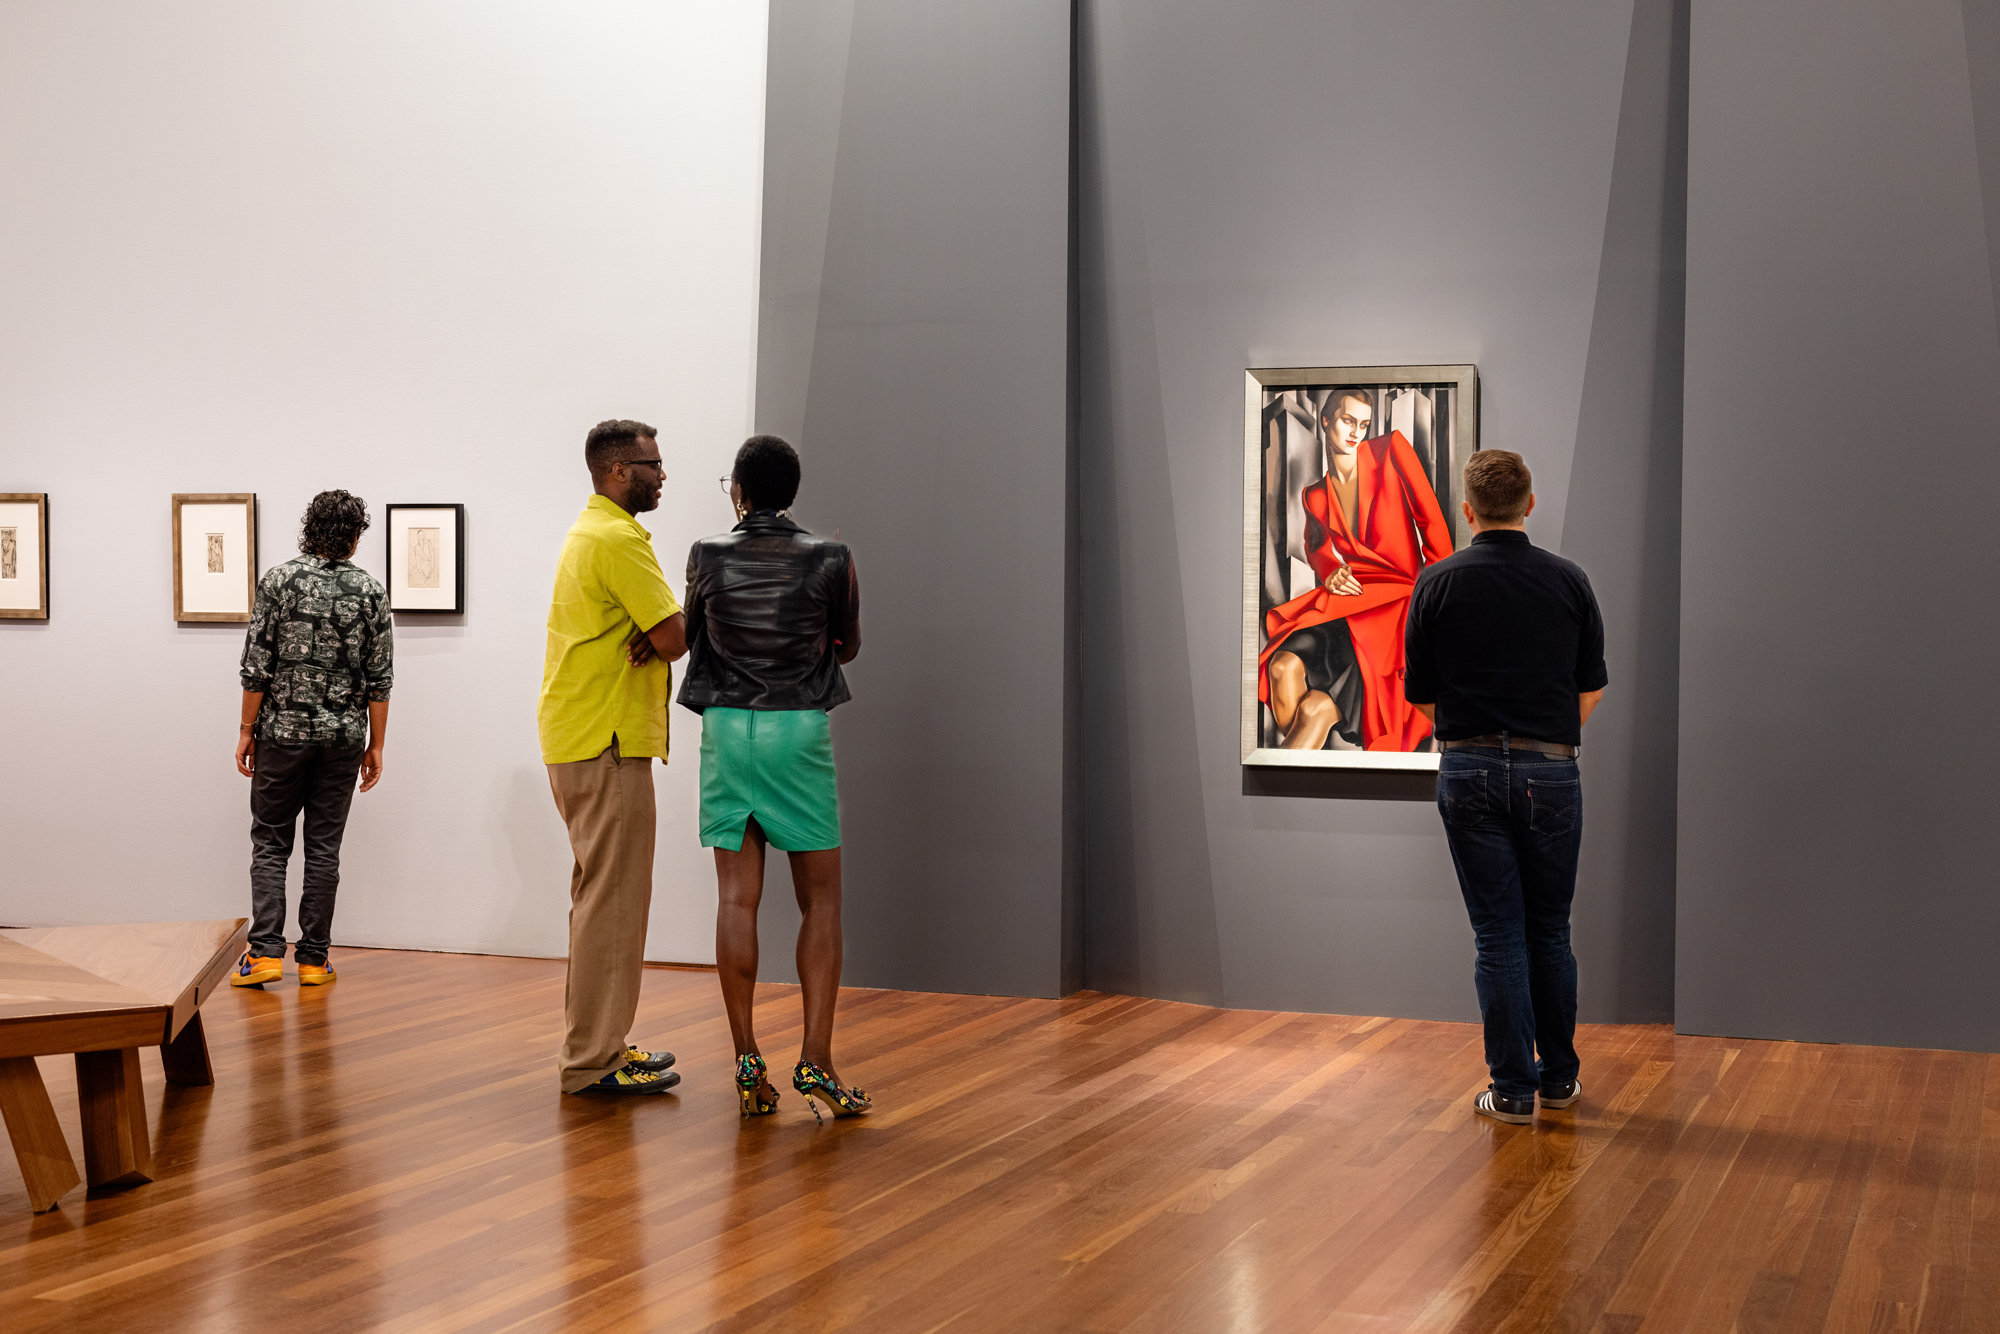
[676, 514, 858, 713]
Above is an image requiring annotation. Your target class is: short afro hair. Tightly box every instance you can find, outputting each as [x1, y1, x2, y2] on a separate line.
[584, 419, 657, 478]
[733, 435, 801, 511]
[300, 490, 370, 560]
[1464, 450, 1533, 523]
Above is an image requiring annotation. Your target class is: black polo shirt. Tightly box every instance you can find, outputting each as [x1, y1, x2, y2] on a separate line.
[1403, 530, 1608, 746]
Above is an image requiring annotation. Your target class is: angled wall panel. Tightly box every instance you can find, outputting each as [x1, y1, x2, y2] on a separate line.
[1077, 0, 1686, 1020]
[1678, 0, 2000, 1049]
[756, 0, 1074, 996]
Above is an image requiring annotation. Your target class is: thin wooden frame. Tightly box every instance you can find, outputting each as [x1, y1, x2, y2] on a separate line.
[384, 504, 465, 614]
[0, 493, 49, 620]
[1241, 365, 1479, 770]
[171, 494, 257, 623]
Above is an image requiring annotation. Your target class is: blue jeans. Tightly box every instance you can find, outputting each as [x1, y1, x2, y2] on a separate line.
[1437, 745, 1582, 1100]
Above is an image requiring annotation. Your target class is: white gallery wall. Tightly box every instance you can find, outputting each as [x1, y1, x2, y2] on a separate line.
[0, 2, 769, 963]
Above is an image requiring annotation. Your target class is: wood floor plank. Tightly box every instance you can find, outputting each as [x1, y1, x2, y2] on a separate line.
[0, 948, 1993, 1334]
[1813, 1047, 1944, 1334]
[1601, 1040, 1797, 1328]
[1461, 1040, 1696, 1333]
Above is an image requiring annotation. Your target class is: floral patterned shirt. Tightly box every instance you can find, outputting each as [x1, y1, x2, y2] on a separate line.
[239, 556, 394, 747]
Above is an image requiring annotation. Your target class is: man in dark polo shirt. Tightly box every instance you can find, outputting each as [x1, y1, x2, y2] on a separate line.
[1404, 450, 1607, 1125]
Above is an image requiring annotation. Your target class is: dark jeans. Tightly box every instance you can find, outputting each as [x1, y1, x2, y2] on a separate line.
[1437, 745, 1583, 1101]
[249, 741, 365, 965]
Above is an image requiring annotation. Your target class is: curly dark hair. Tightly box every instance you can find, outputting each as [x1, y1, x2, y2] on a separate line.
[300, 490, 370, 560]
[733, 435, 801, 511]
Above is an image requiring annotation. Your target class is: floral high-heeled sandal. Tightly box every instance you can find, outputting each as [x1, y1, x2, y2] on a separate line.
[736, 1053, 780, 1117]
[792, 1059, 871, 1124]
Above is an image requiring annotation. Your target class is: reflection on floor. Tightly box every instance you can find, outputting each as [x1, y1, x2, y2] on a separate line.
[0, 948, 1993, 1332]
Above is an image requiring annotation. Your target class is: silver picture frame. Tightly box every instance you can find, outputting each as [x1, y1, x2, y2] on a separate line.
[1241, 364, 1479, 770]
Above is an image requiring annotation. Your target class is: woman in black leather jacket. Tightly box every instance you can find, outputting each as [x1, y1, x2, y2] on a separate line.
[674, 435, 869, 1122]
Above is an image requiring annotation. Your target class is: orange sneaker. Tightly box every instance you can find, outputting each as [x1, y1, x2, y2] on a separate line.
[229, 952, 282, 987]
[296, 962, 337, 985]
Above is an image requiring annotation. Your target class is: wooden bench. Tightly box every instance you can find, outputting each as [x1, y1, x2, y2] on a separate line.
[0, 918, 248, 1212]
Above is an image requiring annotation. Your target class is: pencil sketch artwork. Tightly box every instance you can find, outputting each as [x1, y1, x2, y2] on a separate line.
[1, 528, 15, 580]
[408, 527, 441, 589]
[207, 533, 226, 574]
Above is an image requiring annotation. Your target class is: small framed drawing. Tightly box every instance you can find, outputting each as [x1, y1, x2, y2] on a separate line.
[385, 504, 464, 613]
[1242, 365, 1478, 770]
[0, 493, 50, 620]
[172, 493, 257, 623]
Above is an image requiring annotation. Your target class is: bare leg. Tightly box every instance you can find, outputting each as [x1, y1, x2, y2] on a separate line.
[1272, 641, 1343, 749]
[787, 847, 844, 1078]
[712, 819, 768, 1059]
[1269, 651, 1308, 734]
[1283, 691, 1340, 750]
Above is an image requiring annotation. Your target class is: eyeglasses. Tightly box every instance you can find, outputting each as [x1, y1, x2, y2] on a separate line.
[717, 476, 733, 496]
[620, 457, 665, 472]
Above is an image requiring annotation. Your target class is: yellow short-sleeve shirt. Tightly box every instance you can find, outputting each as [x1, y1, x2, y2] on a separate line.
[537, 495, 683, 764]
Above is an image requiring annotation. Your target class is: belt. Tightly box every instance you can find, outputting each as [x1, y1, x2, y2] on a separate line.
[1440, 734, 1577, 758]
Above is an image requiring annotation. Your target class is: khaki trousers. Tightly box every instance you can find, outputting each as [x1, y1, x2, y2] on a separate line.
[547, 739, 656, 1092]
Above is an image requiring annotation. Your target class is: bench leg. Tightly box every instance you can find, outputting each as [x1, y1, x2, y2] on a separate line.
[0, 1057, 81, 1212]
[161, 1011, 214, 1087]
[74, 1048, 153, 1190]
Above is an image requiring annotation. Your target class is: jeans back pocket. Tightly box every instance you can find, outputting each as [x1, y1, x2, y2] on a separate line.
[1439, 768, 1489, 829]
[1528, 778, 1579, 837]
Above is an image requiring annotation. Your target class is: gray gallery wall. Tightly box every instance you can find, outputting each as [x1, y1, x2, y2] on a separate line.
[1560, 0, 1689, 1024]
[752, 0, 2000, 1048]
[1073, 0, 1688, 1020]
[1677, 0, 2000, 1050]
[755, 0, 1075, 996]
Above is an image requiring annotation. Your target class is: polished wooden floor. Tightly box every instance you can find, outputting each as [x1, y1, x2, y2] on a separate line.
[0, 949, 1993, 1333]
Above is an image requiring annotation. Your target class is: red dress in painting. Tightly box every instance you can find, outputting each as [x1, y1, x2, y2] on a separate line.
[1258, 430, 1453, 750]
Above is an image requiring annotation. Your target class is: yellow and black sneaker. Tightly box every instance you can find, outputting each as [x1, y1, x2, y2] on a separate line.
[622, 1045, 675, 1073]
[575, 1063, 682, 1096]
[228, 952, 283, 988]
[297, 961, 337, 986]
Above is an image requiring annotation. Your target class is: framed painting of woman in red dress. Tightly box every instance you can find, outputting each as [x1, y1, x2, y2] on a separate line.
[1241, 365, 1478, 769]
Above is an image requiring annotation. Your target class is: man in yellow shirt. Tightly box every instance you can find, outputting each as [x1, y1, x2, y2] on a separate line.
[538, 419, 688, 1095]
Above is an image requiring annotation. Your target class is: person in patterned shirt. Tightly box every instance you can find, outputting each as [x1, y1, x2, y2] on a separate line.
[228, 490, 394, 989]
